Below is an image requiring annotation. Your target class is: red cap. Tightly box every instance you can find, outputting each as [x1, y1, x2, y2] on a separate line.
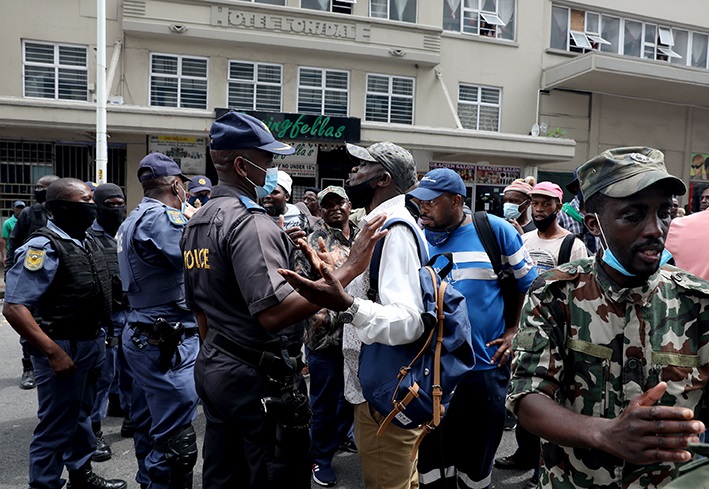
[531, 181, 563, 201]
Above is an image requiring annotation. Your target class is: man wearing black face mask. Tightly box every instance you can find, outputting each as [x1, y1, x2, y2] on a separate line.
[3, 178, 126, 489]
[6, 174, 60, 390]
[88, 183, 129, 464]
[522, 182, 588, 274]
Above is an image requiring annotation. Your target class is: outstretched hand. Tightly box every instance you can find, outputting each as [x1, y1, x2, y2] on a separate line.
[278, 260, 353, 312]
[598, 382, 704, 464]
[341, 213, 389, 278]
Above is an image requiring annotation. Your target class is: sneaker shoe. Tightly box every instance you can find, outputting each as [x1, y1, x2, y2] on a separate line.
[312, 464, 337, 487]
[339, 439, 358, 453]
[20, 370, 36, 390]
[120, 417, 135, 438]
[92, 431, 112, 462]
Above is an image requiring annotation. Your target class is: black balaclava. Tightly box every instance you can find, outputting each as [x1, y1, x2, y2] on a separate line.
[93, 183, 126, 236]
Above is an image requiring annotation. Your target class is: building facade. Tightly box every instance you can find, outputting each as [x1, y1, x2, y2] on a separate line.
[1, 0, 707, 214]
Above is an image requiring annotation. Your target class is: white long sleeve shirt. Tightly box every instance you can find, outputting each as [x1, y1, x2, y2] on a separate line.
[342, 194, 425, 404]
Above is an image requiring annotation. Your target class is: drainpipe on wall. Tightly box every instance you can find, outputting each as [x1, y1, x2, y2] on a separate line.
[435, 69, 463, 130]
[96, 0, 107, 184]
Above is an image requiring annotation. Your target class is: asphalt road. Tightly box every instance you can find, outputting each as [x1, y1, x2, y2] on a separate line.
[0, 304, 532, 488]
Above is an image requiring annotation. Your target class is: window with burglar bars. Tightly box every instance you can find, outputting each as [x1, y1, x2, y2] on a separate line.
[457, 84, 501, 131]
[443, 0, 516, 41]
[150, 54, 208, 109]
[0, 140, 126, 219]
[301, 0, 356, 14]
[23, 41, 88, 101]
[297, 67, 349, 116]
[365, 74, 414, 124]
[370, 0, 416, 23]
[228, 61, 283, 111]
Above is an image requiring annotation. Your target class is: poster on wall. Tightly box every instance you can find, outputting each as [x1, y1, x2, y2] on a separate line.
[690, 153, 709, 181]
[476, 165, 521, 186]
[273, 142, 318, 178]
[689, 181, 709, 213]
[148, 136, 207, 174]
[429, 162, 476, 183]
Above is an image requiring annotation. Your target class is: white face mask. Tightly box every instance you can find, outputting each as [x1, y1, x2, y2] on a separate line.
[175, 182, 188, 214]
[503, 202, 522, 220]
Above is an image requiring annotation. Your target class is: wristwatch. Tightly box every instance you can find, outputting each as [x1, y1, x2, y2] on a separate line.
[339, 297, 360, 324]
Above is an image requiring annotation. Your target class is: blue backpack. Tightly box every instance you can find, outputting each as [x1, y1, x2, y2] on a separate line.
[358, 218, 475, 458]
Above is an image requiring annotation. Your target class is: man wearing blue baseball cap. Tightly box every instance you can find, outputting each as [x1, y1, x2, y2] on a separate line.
[407, 168, 537, 489]
[1, 200, 26, 268]
[182, 111, 388, 488]
[187, 175, 212, 208]
[117, 152, 200, 489]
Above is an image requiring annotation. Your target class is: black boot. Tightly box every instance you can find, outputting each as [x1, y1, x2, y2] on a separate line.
[92, 430, 112, 462]
[120, 416, 135, 438]
[20, 358, 36, 390]
[67, 462, 127, 489]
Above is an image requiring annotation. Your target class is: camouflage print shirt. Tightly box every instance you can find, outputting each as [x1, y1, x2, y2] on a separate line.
[507, 256, 709, 489]
[293, 219, 358, 351]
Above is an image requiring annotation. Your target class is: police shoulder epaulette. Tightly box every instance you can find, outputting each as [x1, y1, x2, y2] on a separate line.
[665, 266, 709, 296]
[165, 208, 188, 226]
[239, 195, 266, 213]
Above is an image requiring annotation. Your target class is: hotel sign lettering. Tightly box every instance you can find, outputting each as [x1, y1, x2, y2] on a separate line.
[211, 6, 371, 41]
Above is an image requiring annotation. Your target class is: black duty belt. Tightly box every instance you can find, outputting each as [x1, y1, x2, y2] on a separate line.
[131, 323, 198, 346]
[41, 322, 100, 341]
[205, 329, 302, 377]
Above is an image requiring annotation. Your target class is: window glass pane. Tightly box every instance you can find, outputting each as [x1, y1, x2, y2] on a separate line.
[58, 69, 87, 100]
[671, 29, 688, 65]
[390, 96, 413, 124]
[229, 82, 254, 110]
[600, 16, 620, 54]
[152, 55, 178, 75]
[58, 46, 86, 67]
[24, 66, 55, 98]
[324, 91, 348, 116]
[151, 77, 178, 107]
[300, 69, 322, 87]
[367, 75, 389, 93]
[498, 0, 515, 40]
[302, 0, 329, 11]
[258, 65, 281, 83]
[325, 71, 348, 90]
[392, 77, 413, 96]
[458, 104, 478, 130]
[463, 9, 480, 35]
[181, 58, 207, 77]
[479, 105, 499, 131]
[480, 87, 499, 104]
[692, 33, 708, 68]
[623, 20, 642, 57]
[550, 6, 569, 50]
[257, 0, 285, 4]
[442, 0, 460, 31]
[390, 0, 416, 23]
[585, 13, 599, 34]
[365, 94, 390, 122]
[298, 89, 322, 114]
[256, 85, 281, 111]
[459, 84, 479, 102]
[25, 42, 55, 64]
[180, 79, 207, 108]
[371, 0, 387, 18]
[230, 62, 254, 81]
[482, 0, 496, 13]
[658, 27, 673, 46]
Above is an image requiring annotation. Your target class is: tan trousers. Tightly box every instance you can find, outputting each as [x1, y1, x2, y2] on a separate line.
[354, 401, 422, 489]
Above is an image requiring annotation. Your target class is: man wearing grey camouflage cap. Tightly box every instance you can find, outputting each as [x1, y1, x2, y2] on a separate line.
[508, 146, 709, 488]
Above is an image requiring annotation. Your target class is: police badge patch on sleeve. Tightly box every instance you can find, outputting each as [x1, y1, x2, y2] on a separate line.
[24, 248, 46, 271]
[166, 208, 187, 226]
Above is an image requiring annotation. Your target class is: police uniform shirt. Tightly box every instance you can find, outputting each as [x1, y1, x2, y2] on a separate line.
[183, 183, 304, 351]
[122, 197, 195, 327]
[5, 220, 86, 306]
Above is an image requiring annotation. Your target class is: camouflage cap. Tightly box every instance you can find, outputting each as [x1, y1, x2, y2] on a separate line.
[578, 146, 686, 201]
[317, 185, 348, 204]
[346, 142, 417, 192]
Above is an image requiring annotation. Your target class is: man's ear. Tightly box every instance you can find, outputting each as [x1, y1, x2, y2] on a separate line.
[233, 156, 248, 177]
[377, 172, 392, 188]
[285, 193, 291, 202]
[584, 212, 601, 237]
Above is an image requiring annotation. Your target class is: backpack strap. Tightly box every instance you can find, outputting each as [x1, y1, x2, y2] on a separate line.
[472, 211, 503, 279]
[367, 217, 428, 302]
[558, 234, 576, 266]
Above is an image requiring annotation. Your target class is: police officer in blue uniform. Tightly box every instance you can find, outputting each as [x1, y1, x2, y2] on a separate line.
[3, 177, 127, 489]
[88, 183, 129, 463]
[117, 153, 200, 489]
[181, 111, 385, 489]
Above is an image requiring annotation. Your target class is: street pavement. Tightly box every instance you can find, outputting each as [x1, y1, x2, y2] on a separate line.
[0, 303, 532, 488]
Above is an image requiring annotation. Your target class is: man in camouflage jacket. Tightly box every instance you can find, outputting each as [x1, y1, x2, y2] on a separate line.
[508, 147, 709, 489]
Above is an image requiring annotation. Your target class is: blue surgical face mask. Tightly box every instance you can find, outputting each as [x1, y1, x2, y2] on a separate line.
[503, 202, 522, 221]
[244, 158, 278, 200]
[594, 213, 673, 277]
